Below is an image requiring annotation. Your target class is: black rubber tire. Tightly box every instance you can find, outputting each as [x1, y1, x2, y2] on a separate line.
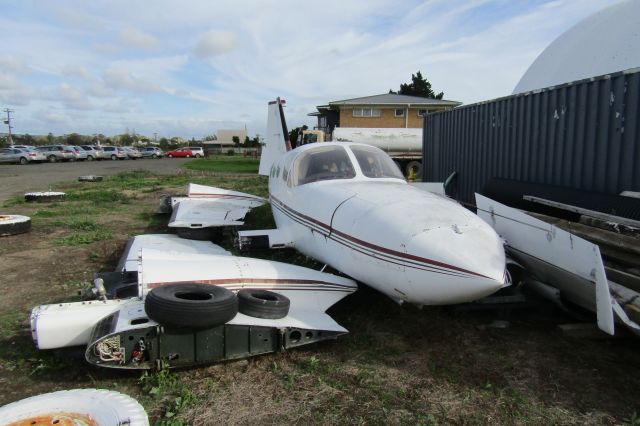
[237, 290, 290, 319]
[111, 154, 117, 160]
[195, 153, 201, 158]
[152, 154, 157, 159]
[145, 283, 238, 329]
[47, 155, 57, 163]
[0, 215, 31, 237]
[19, 157, 28, 165]
[86, 155, 94, 161]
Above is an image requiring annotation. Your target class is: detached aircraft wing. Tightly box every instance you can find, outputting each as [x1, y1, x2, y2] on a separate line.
[168, 183, 267, 230]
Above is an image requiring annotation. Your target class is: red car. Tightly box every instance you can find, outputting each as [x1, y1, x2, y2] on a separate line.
[166, 148, 194, 158]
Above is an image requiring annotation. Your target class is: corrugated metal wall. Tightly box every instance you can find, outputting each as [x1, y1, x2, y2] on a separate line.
[423, 68, 640, 205]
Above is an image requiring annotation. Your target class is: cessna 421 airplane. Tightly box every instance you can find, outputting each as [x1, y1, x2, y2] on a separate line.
[29, 98, 509, 370]
[238, 98, 509, 306]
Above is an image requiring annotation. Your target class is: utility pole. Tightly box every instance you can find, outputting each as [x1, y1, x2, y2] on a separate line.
[3, 108, 14, 146]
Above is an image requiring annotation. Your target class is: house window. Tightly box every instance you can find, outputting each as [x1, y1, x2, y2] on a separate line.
[418, 109, 429, 116]
[395, 109, 405, 117]
[352, 108, 380, 117]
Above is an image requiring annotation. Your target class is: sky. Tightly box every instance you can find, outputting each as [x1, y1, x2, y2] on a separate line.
[0, 0, 620, 139]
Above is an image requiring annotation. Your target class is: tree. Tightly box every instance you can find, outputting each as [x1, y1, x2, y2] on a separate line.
[47, 132, 55, 144]
[399, 71, 443, 99]
[232, 136, 240, 147]
[66, 133, 84, 145]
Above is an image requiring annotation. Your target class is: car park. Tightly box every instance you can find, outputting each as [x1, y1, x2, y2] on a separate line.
[36, 145, 75, 162]
[141, 147, 164, 159]
[101, 146, 127, 160]
[0, 147, 45, 164]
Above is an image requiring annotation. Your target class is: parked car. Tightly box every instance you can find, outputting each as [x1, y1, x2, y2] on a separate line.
[36, 145, 75, 162]
[123, 147, 142, 160]
[186, 147, 205, 158]
[12, 145, 36, 150]
[79, 145, 102, 161]
[0, 147, 45, 164]
[101, 146, 127, 160]
[166, 147, 198, 158]
[141, 147, 164, 159]
[66, 145, 88, 161]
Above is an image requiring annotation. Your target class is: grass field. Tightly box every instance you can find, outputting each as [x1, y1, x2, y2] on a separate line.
[182, 154, 260, 174]
[1, 168, 639, 425]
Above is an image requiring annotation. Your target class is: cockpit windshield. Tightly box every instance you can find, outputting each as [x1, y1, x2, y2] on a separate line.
[351, 145, 405, 179]
[293, 146, 356, 186]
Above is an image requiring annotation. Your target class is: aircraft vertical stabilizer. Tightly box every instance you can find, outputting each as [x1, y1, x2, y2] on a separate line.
[259, 98, 291, 175]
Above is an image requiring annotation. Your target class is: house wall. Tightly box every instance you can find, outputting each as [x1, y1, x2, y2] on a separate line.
[339, 106, 451, 128]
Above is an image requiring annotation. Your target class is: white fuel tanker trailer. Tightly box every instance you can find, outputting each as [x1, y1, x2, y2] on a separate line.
[299, 127, 423, 177]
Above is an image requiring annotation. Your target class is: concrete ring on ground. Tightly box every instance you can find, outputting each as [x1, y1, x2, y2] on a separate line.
[78, 175, 104, 182]
[24, 191, 66, 202]
[0, 214, 31, 236]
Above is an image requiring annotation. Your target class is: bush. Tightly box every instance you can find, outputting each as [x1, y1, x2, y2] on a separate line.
[226, 149, 235, 156]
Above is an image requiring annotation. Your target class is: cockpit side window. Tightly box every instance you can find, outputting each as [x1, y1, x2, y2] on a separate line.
[293, 146, 356, 186]
[351, 145, 404, 179]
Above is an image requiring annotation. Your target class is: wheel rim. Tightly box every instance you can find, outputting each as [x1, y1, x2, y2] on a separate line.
[111, 155, 116, 160]
[20, 157, 27, 165]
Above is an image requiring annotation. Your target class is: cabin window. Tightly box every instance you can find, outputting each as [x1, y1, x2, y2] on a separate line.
[292, 146, 356, 186]
[352, 108, 380, 117]
[282, 168, 288, 182]
[350, 145, 405, 179]
[395, 109, 405, 117]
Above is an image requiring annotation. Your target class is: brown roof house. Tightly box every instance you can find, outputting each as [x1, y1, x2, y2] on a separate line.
[310, 93, 461, 133]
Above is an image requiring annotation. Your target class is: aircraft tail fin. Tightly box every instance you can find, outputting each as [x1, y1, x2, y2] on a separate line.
[259, 98, 291, 176]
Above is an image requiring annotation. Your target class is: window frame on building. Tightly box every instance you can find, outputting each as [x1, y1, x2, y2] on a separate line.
[352, 108, 381, 118]
[394, 108, 405, 117]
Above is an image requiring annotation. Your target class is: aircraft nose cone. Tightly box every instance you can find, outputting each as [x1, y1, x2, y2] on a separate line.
[403, 222, 506, 304]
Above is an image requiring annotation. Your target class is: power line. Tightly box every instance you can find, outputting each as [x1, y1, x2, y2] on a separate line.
[3, 108, 14, 146]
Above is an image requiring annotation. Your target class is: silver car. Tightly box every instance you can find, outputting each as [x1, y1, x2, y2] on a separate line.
[36, 145, 75, 162]
[187, 147, 205, 158]
[141, 147, 164, 159]
[66, 145, 88, 161]
[101, 146, 127, 160]
[0, 147, 45, 164]
[123, 147, 142, 160]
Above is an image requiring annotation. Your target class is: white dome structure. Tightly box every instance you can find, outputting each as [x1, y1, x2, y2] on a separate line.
[513, 0, 640, 94]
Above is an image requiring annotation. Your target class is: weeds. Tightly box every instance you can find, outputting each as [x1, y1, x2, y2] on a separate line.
[55, 229, 113, 246]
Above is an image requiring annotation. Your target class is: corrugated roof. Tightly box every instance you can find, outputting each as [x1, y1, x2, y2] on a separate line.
[328, 93, 461, 107]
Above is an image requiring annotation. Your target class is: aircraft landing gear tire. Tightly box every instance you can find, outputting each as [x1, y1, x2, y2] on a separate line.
[238, 289, 290, 319]
[145, 283, 238, 329]
[0, 215, 31, 237]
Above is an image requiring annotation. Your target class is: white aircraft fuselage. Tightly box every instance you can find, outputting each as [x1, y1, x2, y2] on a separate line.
[263, 137, 507, 305]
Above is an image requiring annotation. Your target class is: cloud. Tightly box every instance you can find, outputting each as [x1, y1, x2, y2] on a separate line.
[0, 56, 29, 74]
[119, 27, 160, 50]
[194, 30, 236, 58]
[103, 68, 162, 93]
[92, 42, 119, 54]
[61, 65, 94, 81]
[56, 83, 94, 109]
[0, 73, 18, 90]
